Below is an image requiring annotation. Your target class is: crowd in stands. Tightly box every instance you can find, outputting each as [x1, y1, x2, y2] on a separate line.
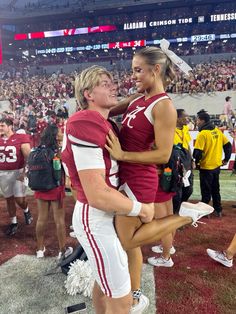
[1, 58, 235, 95]
[167, 59, 236, 94]
[0, 72, 72, 141]
[0, 59, 235, 135]
[0, 55, 236, 133]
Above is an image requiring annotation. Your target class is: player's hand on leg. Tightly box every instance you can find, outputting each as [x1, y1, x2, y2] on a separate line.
[139, 203, 154, 223]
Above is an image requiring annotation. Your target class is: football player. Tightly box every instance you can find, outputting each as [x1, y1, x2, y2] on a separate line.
[0, 118, 33, 235]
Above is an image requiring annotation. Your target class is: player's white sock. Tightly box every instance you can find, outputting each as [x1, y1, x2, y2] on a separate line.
[23, 207, 29, 213]
[11, 216, 17, 224]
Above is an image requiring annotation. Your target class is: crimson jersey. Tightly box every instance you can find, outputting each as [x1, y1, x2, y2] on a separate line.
[61, 110, 119, 203]
[0, 133, 30, 170]
[119, 93, 169, 203]
[36, 120, 48, 133]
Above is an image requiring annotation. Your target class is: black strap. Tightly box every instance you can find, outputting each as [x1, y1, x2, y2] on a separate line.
[71, 143, 100, 149]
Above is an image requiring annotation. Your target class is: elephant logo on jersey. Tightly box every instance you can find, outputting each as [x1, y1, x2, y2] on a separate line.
[122, 106, 145, 128]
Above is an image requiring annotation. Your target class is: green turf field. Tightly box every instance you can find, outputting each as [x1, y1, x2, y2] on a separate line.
[191, 170, 236, 201]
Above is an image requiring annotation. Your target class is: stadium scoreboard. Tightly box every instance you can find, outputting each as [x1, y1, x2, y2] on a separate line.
[11, 10, 236, 57]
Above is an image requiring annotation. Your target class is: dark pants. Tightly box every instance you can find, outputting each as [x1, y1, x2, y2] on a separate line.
[199, 167, 222, 213]
[173, 173, 194, 214]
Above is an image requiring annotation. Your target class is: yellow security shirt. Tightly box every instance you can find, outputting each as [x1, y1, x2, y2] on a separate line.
[194, 128, 229, 169]
[174, 125, 191, 150]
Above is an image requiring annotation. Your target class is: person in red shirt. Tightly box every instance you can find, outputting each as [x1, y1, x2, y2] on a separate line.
[0, 118, 32, 235]
[36, 115, 48, 134]
[34, 124, 71, 259]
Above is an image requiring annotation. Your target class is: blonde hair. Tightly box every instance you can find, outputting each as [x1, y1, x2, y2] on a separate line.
[135, 47, 176, 87]
[75, 65, 113, 109]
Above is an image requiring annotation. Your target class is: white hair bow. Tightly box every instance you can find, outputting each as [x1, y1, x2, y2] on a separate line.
[160, 39, 192, 75]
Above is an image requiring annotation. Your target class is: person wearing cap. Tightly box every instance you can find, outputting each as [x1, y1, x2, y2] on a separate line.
[223, 96, 234, 127]
[193, 110, 232, 217]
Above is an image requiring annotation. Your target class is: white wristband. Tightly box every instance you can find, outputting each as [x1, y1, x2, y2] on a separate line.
[128, 200, 142, 216]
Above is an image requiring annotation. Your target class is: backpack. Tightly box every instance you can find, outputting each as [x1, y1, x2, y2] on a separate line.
[59, 244, 88, 275]
[160, 144, 192, 193]
[27, 145, 58, 191]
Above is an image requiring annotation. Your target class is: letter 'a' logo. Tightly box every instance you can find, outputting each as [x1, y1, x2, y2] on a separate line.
[122, 106, 145, 128]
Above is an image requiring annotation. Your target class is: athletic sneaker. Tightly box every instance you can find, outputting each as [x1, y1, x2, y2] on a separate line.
[5, 223, 18, 236]
[36, 247, 46, 258]
[24, 210, 33, 225]
[147, 256, 174, 268]
[151, 245, 176, 255]
[206, 249, 233, 268]
[57, 246, 73, 261]
[130, 294, 149, 313]
[179, 202, 214, 227]
[69, 231, 77, 238]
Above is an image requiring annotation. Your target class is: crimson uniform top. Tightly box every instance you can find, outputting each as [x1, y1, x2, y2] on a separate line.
[61, 110, 119, 203]
[36, 120, 48, 134]
[0, 133, 30, 170]
[119, 93, 169, 203]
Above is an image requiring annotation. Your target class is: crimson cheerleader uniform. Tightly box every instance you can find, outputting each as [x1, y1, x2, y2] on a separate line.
[119, 93, 170, 203]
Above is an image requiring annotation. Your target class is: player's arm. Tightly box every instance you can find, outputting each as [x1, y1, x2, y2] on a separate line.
[21, 143, 31, 159]
[72, 144, 153, 223]
[105, 99, 177, 164]
[18, 143, 31, 180]
[109, 93, 142, 117]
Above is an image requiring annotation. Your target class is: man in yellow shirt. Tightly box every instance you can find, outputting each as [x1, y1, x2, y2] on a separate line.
[193, 110, 232, 217]
[173, 109, 193, 213]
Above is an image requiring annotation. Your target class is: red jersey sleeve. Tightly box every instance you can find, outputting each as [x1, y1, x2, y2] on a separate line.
[67, 111, 111, 148]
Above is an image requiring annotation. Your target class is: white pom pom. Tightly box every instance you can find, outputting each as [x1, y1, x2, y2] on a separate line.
[65, 260, 94, 298]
